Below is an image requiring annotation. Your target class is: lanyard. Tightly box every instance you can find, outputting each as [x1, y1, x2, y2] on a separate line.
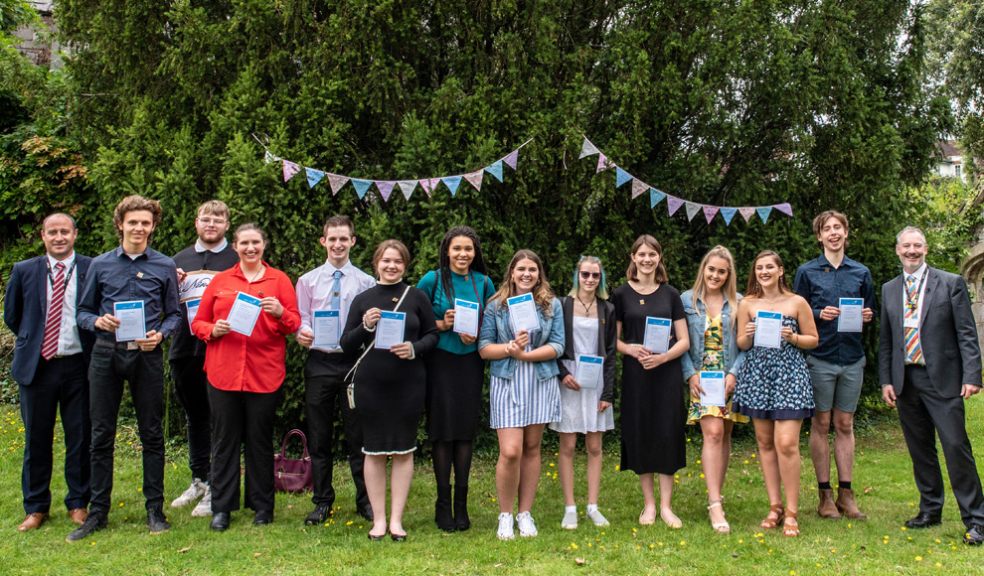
[904, 269, 927, 313]
[46, 259, 77, 290]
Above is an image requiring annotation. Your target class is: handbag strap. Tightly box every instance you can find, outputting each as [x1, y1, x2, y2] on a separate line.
[345, 285, 412, 381]
[279, 428, 310, 459]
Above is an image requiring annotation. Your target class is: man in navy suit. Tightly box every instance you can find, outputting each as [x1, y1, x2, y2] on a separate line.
[4, 213, 94, 531]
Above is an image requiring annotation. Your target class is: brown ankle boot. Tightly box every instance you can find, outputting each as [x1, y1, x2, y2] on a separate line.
[817, 488, 841, 518]
[835, 488, 867, 520]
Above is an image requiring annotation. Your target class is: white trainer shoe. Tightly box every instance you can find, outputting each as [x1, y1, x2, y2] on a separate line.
[191, 485, 212, 517]
[561, 508, 578, 530]
[171, 478, 207, 508]
[497, 512, 515, 541]
[587, 507, 610, 527]
[516, 511, 538, 537]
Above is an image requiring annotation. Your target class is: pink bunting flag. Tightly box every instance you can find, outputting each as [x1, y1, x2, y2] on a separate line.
[463, 170, 484, 191]
[667, 196, 684, 216]
[376, 181, 396, 202]
[282, 160, 301, 182]
[703, 205, 719, 224]
[773, 203, 793, 217]
[503, 149, 519, 170]
[739, 207, 756, 222]
[631, 179, 648, 199]
[420, 178, 440, 197]
[596, 153, 613, 173]
[327, 174, 349, 196]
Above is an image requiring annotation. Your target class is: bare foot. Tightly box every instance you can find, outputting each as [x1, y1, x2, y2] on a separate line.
[639, 506, 657, 525]
[660, 507, 682, 529]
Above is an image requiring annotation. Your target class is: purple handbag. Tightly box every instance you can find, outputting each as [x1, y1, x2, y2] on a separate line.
[274, 429, 313, 493]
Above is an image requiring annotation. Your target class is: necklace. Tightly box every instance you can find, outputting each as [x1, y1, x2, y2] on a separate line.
[576, 295, 594, 315]
[243, 265, 265, 283]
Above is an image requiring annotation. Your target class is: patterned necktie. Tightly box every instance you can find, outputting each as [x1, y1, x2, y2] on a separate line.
[904, 274, 924, 365]
[41, 262, 66, 360]
[330, 270, 343, 311]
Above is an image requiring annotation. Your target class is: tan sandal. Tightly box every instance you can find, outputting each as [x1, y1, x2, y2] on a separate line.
[760, 504, 784, 530]
[707, 500, 730, 534]
[783, 511, 799, 537]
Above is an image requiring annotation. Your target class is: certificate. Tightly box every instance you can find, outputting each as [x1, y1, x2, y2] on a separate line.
[507, 293, 540, 333]
[837, 298, 864, 333]
[643, 316, 672, 354]
[574, 354, 604, 389]
[114, 300, 146, 342]
[375, 311, 407, 350]
[227, 292, 263, 337]
[754, 310, 783, 349]
[185, 298, 201, 331]
[699, 371, 726, 408]
[453, 299, 480, 337]
[313, 309, 341, 348]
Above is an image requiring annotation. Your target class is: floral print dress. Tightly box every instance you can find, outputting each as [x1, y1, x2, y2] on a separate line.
[732, 316, 815, 420]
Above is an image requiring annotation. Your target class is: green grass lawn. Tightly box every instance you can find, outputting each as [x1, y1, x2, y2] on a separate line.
[0, 399, 981, 575]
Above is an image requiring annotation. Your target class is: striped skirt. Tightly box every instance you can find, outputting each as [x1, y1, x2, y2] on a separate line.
[489, 359, 560, 429]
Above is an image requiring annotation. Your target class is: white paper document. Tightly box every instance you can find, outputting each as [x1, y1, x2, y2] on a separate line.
[375, 311, 407, 350]
[643, 316, 672, 354]
[699, 371, 726, 407]
[837, 298, 864, 333]
[507, 293, 540, 333]
[754, 310, 783, 349]
[114, 300, 146, 342]
[574, 354, 604, 389]
[227, 292, 263, 337]
[453, 299, 480, 337]
[185, 298, 201, 331]
[313, 309, 341, 348]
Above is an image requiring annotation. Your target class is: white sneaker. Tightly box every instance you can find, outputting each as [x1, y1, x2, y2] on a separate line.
[171, 478, 207, 508]
[587, 507, 610, 527]
[497, 513, 515, 541]
[561, 508, 578, 530]
[191, 485, 212, 517]
[516, 511, 538, 538]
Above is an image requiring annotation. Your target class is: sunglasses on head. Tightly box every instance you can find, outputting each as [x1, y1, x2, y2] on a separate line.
[579, 271, 601, 279]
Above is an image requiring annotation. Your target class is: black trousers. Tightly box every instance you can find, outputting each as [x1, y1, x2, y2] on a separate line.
[208, 385, 281, 514]
[20, 354, 90, 514]
[898, 365, 984, 527]
[304, 350, 368, 510]
[170, 356, 211, 482]
[88, 342, 165, 514]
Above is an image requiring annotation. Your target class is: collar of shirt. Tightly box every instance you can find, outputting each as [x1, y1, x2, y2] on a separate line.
[195, 238, 228, 253]
[114, 245, 149, 260]
[906, 263, 928, 281]
[232, 261, 273, 282]
[323, 259, 356, 277]
[47, 252, 76, 270]
[816, 252, 859, 271]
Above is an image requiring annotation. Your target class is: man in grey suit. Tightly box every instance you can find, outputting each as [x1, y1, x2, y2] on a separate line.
[879, 226, 984, 545]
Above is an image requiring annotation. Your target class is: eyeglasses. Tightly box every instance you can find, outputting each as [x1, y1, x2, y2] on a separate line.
[197, 217, 227, 225]
[579, 271, 601, 280]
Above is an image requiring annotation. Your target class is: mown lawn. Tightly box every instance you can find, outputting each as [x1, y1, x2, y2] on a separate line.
[0, 398, 981, 575]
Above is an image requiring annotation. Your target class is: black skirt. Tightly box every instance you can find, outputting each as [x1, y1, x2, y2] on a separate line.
[425, 348, 485, 441]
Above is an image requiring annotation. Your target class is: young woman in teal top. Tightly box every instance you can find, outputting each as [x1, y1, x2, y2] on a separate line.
[416, 226, 495, 532]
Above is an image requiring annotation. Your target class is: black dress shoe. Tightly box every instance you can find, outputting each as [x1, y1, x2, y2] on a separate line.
[357, 504, 374, 522]
[304, 503, 332, 526]
[66, 511, 107, 542]
[905, 512, 942, 529]
[147, 508, 171, 534]
[368, 531, 386, 541]
[211, 512, 231, 532]
[253, 510, 274, 526]
[390, 531, 407, 542]
[964, 524, 984, 545]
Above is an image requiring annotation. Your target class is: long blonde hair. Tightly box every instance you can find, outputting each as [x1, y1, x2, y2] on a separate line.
[691, 245, 738, 309]
[490, 249, 555, 315]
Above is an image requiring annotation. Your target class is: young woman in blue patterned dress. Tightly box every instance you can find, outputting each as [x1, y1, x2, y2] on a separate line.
[732, 250, 818, 537]
[479, 250, 564, 540]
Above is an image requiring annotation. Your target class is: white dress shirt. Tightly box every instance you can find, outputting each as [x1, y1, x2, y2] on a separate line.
[901, 263, 929, 325]
[295, 259, 375, 352]
[46, 252, 82, 356]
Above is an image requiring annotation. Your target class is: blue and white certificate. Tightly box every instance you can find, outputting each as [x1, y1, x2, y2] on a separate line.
[375, 311, 407, 350]
[185, 298, 201, 331]
[575, 354, 604, 389]
[754, 310, 783, 349]
[699, 371, 726, 407]
[453, 299, 480, 337]
[643, 316, 672, 354]
[837, 298, 864, 333]
[507, 292, 540, 333]
[313, 309, 341, 348]
[114, 300, 146, 342]
[227, 292, 262, 337]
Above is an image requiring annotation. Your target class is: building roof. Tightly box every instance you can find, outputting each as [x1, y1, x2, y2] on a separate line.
[940, 139, 962, 158]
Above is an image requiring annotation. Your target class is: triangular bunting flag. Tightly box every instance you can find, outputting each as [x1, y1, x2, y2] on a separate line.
[305, 167, 325, 189]
[757, 206, 773, 223]
[442, 176, 463, 197]
[773, 203, 793, 217]
[485, 161, 504, 182]
[264, 151, 281, 164]
[596, 153, 613, 173]
[351, 179, 372, 200]
[579, 138, 599, 159]
[667, 196, 685, 216]
[684, 201, 701, 221]
[720, 207, 738, 225]
[328, 174, 349, 196]
[739, 207, 756, 222]
[397, 180, 416, 200]
[631, 179, 648, 199]
[282, 160, 301, 182]
[376, 181, 395, 202]
[650, 188, 666, 208]
[703, 205, 719, 224]
[463, 170, 484, 191]
[615, 167, 632, 188]
[503, 150, 519, 170]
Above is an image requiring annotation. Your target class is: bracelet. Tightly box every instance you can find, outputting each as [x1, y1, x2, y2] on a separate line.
[363, 321, 376, 332]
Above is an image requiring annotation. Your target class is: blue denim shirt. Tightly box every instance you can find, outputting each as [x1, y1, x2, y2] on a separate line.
[478, 296, 564, 381]
[792, 254, 875, 365]
[679, 289, 745, 381]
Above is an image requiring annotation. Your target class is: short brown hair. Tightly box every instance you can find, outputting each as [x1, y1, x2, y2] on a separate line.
[323, 215, 355, 236]
[197, 200, 230, 220]
[113, 195, 162, 239]
[812, 210, 849, 237]
[372, 239, 410, 275]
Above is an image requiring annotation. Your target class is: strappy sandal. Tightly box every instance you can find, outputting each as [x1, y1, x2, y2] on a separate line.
[760, 504, 784, 530]
[707, 500, 730, 534]
[783, 511, 799, 537]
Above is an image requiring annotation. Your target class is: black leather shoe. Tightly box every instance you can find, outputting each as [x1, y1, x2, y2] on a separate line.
[210, 512, 230, 532]
[357, 504, 373, 522]
[147, 507, 171, 534]
[66, 511, 107, 542]
[905, 512, 942, 529]
[964, 524, 984, 545]
[368, 531, 386, 541]
[304, 503, 332, 526]
[390, 531, 407, 542]
[253, 510, 274, 526]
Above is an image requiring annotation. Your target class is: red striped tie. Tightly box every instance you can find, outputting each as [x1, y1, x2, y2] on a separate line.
[40, 262, 66, 360]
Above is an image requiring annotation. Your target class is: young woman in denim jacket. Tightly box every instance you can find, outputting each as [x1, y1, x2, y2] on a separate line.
[680, 245, 748, 534]
[479, 249, 564, 540]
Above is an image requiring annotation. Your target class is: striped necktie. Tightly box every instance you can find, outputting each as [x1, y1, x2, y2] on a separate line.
[903, 274, 924, 365]
[40, 262, 66, 360]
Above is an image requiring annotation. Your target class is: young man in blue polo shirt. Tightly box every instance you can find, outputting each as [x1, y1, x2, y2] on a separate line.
[793, 210, 874, 520]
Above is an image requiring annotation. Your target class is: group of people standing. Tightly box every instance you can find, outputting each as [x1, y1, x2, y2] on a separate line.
[5, 198, 984, 546]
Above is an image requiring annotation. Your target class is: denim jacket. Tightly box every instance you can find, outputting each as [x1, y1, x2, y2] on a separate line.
[680, 289, 745, 381]
[478, 296, 564, 381]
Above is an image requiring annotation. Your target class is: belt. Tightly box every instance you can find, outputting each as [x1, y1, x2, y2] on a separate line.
[94, 339, 141, 351]
[310, 349, 349, 363]
[42, 352, 83, 361]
